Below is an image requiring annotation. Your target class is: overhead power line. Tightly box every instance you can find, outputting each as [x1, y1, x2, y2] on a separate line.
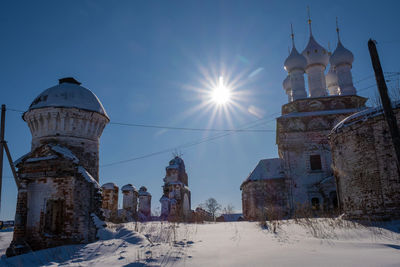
[101, 115, 279, 167]
[109, 122, 275, 132]
[6, 74, 400, 168]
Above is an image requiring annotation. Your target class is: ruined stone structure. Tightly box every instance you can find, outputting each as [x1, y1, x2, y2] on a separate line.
[241, 20, 367, 220]
[100, 182, 146, 222]
[241, 159, 290, 220]
[330, 103, 400, 219]
[101, 183, 119, 222]
[138, 186, 152, 221]
[121, 184, 139, 221]
[159, 156, 191, 221]
[7, 77, 109, 257]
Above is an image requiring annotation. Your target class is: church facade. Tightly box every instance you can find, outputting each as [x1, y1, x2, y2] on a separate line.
[241, 20, 367, 220]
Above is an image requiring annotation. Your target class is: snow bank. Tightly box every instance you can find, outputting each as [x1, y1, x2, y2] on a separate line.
[1, 219, 400, 266]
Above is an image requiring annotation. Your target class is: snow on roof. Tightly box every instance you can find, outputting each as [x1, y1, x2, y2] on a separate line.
[26, 155, 58, 163]
[279, 108, 365, 119]
[166, 181, 184, 186]
[78, 166, 100, 188]
[166, 164, 179, 170]
[49, 144, 79, 164]
[14, 144, 79, 166]
[14, 152, 32, 166]
[139, 186, 151, 196]
[160, 195, 170, 201]
[332, 101, 400, 133]
[28, 79, 109, 119]
[242, 158, 285, 186]
[102, 182, 118, 190]
[121, 184, 137, 192]
[166, 156, 185, 170]
[139, 191, 151, 197]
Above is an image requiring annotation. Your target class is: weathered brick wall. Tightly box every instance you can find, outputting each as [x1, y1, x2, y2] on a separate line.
[138, 187, 152, 221]
[7, 146, 103, 257]
[331, 109, 400, 219]
[24, 107, 109, 181]
[122, 190, 138, 213]
[101, 184, 119, 222]
[241, 179, 290, 220]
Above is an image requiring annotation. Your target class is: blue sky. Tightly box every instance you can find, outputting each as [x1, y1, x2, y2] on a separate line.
[1, 0, 400, 220]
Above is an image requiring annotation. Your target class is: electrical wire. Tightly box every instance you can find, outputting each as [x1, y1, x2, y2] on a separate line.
[109, 122, 275, 132]
[5, 73, 400, 167]
[101, 115, 279, 167]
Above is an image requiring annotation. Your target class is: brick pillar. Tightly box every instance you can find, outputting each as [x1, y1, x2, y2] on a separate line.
[6, 182, 30, 257]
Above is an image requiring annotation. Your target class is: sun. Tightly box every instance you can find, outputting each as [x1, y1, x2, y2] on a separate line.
[211, 76, 231, 105]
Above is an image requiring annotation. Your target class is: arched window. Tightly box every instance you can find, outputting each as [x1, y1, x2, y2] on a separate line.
[310, 155, 322, 171]
[311, 198, 320, 210]
[329, 191, 338, 209]
[44, 199, 65, 235]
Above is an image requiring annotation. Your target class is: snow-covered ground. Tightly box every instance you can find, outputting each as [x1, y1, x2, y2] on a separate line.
[1, 218, 400, 266]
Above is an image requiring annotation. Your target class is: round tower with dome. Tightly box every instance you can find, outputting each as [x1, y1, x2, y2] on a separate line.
[7, 77, 109, 257]
[284, 25, 307, 101]
[23, 77, 109, 181]
[282, 75, 292, 102]
[302, 16, 330, 97]
[326, 65, 340, 95]
[329, 19, 357, 95]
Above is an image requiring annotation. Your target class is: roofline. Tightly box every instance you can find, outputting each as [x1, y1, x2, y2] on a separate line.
[23, 106, 110, 122]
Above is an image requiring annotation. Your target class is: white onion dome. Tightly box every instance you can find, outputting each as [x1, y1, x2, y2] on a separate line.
[330, 41, 354, 67]
[283, 75, 291, 91]
[302, 36, 329, 67]
[27, 77, 109, 119]
[284, 46, 307, 72]
[326, 66, 338, 86]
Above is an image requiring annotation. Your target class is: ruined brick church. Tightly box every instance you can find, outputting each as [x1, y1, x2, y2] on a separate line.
[241, 20, 367, 220]
[160, 156, 191, 221]
[6, 77, 109, 256]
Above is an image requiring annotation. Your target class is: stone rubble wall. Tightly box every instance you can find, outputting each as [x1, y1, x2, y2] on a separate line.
[241, 178, 290, 221]
[331, 108, 400, 219]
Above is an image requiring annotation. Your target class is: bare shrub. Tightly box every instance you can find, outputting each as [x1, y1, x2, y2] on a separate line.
[258, 205, 284, 233]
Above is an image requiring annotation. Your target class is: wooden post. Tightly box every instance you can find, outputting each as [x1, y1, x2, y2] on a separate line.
[368, 39, 400, 173]
[3, 142, 20, 188]
[0, 104, 5, 213]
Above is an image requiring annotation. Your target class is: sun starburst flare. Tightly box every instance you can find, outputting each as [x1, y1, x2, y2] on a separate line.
[211, 76, 231, 105]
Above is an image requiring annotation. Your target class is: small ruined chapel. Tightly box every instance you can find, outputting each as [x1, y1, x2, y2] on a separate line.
[241, 19, 367, 220]
[6, 77, 109, 256]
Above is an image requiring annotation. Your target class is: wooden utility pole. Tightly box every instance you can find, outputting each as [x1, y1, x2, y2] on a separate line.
[368, 39, 400, 173]
[0, 104, 5, 214]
